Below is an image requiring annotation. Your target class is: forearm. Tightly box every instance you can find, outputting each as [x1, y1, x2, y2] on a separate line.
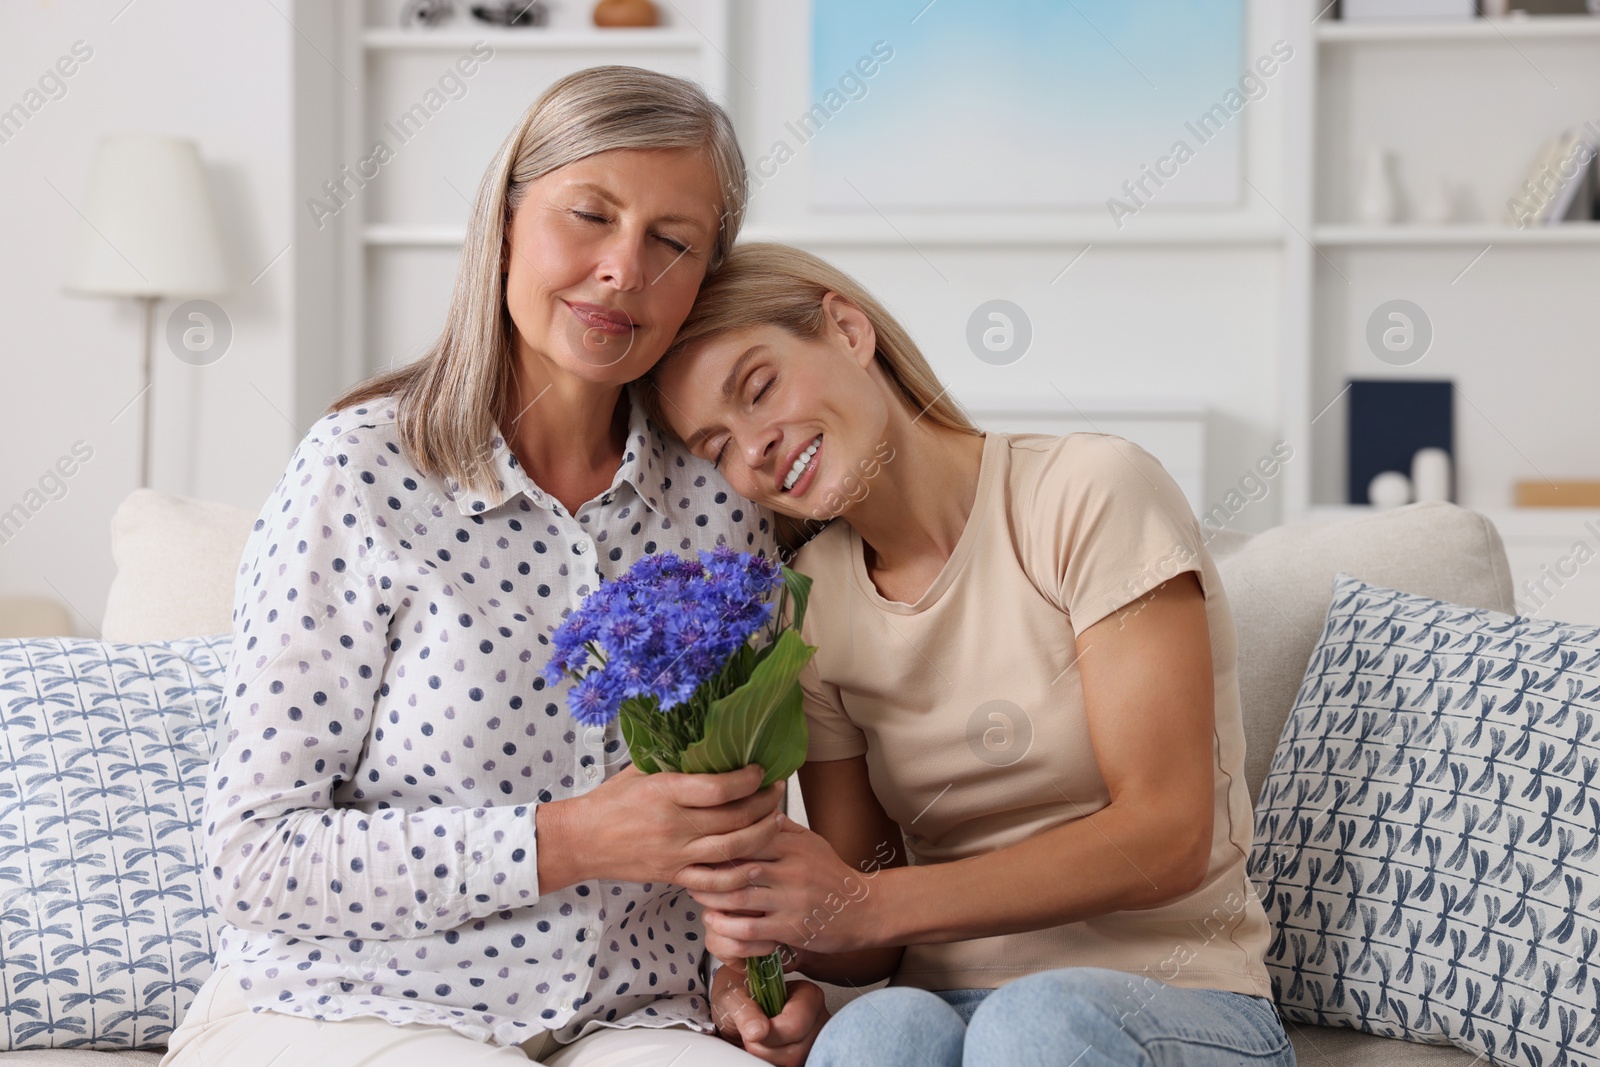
[865, 802, 1206, 949]
[210, 800, 541, 939]
[794, 944, 903, 985]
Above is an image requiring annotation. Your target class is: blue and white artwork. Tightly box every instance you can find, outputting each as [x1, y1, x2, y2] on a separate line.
[808, 0, 1257, 214]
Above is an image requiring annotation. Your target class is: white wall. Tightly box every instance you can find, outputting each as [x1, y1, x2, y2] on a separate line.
[730, 0, 1298, 530]
[2, 0, 1302, 635]
[0, 0, 297, 634]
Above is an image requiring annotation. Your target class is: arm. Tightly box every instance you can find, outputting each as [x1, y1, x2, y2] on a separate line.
[204, 436, 543, 941]
[685, 570, 1216, 956]
[786, 757, 907, 983]
[207, 436, 784, 941]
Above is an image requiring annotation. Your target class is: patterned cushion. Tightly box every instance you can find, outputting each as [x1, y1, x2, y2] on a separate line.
[0, 635, 229, 1049]
[1249, 573, 1600, 1066]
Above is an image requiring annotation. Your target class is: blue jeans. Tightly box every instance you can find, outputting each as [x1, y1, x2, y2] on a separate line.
[809, 967, 1295, 1066]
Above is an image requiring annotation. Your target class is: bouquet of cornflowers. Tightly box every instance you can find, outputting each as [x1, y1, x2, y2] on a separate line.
[542, 544, 815, 1016]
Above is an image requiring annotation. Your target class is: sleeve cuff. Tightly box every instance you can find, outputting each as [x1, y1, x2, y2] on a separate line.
[465, 803, 541, 910]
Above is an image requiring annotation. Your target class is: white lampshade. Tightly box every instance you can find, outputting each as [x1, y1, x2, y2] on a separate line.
[62, 133, 229, 298]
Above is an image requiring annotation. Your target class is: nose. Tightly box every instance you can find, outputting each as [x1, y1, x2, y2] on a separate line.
[742, 422, 782, 471]
[595, 228, 646, 292]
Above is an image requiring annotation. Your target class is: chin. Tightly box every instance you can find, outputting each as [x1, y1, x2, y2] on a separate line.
[553, 346, 654, 386]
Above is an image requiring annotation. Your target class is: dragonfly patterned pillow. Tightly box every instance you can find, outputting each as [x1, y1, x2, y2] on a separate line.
[0, 634, 229, 1049]
[1249, 573, 1600, 1066]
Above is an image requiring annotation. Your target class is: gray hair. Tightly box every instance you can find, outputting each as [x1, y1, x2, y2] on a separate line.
[332, 65, 747, 493]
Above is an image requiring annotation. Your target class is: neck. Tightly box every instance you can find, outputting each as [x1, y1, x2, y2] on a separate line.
[504, 350, 629, 501]
[844, 414, 985, 574]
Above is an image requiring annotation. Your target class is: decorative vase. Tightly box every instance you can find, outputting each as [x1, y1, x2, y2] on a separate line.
[1411, 448, 1452, 503]
[1368, 471, 1413, 510]
[1356, 147, 1399, 225]
[593, 0, 659, 26]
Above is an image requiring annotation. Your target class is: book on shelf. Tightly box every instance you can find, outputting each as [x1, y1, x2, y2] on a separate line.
[1506, 127, 1599, 227]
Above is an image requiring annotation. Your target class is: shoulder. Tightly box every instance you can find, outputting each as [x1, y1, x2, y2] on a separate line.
[262, 396, 421, 528]
[1007, 432, 1179, 511]
[792, 519, 851, 577]
[1007, 431, 1161, 481]
[640, 405, 776, 553]
[301, 396, 402, 457]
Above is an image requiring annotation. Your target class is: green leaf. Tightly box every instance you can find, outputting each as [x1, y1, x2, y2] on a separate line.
[781, 566, 813, 634]
[619, 709, 663, 774]
[679, 630, 816, 787]
[750, 684, 807, 788]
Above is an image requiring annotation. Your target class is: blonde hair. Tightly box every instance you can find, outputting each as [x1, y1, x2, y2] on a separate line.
[647, 243, 978, 436]
[331, 65, 747, 493]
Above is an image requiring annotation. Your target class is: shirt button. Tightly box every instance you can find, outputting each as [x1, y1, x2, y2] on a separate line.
[584, 765, 598, 780]
[574, 539, 590, 554]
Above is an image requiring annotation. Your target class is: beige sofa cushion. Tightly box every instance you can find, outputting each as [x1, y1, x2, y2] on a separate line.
[0, 595, 75, 638]
[0, 1052, 163, 1065]
[101, 489, 255, 642]
[1209, 501, 1514, 803]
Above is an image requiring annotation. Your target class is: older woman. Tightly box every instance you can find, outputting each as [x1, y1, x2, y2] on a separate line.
[163, 68, 782, 1067]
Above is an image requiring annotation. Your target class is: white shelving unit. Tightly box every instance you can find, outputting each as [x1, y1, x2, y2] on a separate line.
[1279, 4, 1600, 622]
[1317, 14, 1600, 42]
[1314, 223, 1600, 246]
[362, 28, 707, 52]
[328, 0, 730, 378]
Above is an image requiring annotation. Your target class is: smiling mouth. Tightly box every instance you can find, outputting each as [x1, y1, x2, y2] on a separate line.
[782, 435, 822, 493]
[567, 301, 638, 334]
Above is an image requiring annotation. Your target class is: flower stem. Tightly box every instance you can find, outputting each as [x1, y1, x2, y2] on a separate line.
[745, 950, 788, 1016]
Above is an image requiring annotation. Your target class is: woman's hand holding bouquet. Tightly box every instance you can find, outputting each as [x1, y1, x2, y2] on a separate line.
[544, 545, 816, 1016]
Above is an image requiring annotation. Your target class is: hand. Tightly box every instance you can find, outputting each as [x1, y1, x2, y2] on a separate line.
[711, 958, 831, 1067]
[682, 813, 874, 957]
[536, 765, 784, 893]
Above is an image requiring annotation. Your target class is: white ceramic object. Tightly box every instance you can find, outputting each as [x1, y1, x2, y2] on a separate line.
[1411, 448, 1452, 503]
[1369, 470, 1414, 510]
[1356, 147, 1399, 225]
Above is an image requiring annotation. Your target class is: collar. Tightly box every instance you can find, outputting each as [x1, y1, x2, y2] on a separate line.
[446, 383, 670, 518]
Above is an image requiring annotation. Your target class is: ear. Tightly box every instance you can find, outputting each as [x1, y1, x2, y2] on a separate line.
[820, 292, 877, 370]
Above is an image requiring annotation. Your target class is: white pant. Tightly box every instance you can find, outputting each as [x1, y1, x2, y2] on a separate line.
[161, 966, 763, 1067]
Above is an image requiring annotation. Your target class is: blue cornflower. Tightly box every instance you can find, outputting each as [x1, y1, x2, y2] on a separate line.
[543, 547, 784, 723]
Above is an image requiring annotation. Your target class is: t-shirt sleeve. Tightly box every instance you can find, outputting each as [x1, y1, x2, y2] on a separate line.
[792, 535, 868, 762]
[799, 651, 866, 761]
[1029, 434, 1208, 635]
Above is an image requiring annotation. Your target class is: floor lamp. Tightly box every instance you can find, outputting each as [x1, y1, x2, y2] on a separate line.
[61, 134, 229, 489]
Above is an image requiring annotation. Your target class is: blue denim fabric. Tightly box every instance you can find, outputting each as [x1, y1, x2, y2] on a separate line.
[809, 966, 1296, 1066]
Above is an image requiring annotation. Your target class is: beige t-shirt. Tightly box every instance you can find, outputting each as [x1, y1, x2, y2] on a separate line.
[795, 431, 1273, 998]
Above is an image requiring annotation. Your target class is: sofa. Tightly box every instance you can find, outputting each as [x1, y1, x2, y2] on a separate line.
[0, 490, 1518, 1064]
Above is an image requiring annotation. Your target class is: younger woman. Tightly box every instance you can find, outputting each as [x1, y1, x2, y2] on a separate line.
[650, 244, 1295, 1066]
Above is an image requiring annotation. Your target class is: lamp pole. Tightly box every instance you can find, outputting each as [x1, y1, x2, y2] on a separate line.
[138, 294, 157, 489]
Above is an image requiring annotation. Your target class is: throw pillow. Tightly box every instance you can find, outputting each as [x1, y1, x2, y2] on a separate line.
[0, 634, 229, 1049]
[1249, 573, 1600, 1066]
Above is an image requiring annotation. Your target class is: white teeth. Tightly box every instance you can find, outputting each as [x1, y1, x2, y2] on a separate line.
[783, 436, 822, 491]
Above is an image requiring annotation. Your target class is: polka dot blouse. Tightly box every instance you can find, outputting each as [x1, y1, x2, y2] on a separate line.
[204, 385, 774, 1047]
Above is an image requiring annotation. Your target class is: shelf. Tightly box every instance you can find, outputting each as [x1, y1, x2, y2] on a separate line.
[362, 28, 704, 52]
[1317, 15, 1600, 43]
[362, 219, 1286, 249]
[1314, 223, 1600, 246]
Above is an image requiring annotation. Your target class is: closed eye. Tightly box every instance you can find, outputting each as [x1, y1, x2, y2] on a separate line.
[573, 211, 690, 254]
